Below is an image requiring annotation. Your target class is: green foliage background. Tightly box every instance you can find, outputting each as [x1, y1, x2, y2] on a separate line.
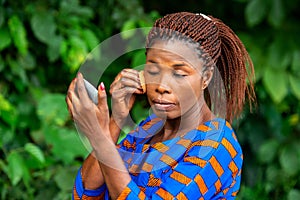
[0, 0, 299, 199]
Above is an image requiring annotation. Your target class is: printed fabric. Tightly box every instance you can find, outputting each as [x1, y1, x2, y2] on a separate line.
[72, 114, 243, 200]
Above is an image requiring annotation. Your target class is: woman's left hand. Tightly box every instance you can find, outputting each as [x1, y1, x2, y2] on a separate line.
[66, 73, 111, 146]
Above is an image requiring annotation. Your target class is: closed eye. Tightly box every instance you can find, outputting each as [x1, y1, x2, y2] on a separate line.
[173, 73, 187, 78]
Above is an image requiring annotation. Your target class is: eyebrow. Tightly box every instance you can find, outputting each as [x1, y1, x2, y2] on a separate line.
[147, 59, 191, 68]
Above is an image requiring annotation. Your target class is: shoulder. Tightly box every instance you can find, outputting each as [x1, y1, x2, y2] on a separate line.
[185, 118, 242, 165]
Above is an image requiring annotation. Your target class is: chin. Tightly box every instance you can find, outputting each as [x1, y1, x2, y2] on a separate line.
[152, 109, 181, 120]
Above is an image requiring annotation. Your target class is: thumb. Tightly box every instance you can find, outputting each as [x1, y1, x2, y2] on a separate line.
[97, 82, 109, 115]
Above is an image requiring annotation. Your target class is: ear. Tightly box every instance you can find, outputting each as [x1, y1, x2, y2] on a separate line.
[201, 68, 214, 90]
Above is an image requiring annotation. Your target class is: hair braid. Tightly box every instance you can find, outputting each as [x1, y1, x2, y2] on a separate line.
[146, 12, 255, 122]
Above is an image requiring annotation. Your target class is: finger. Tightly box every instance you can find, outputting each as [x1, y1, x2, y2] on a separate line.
[67, 90, 81, 117]
[110, 69, 141, 88]
[66, 92, 74, 118]
[120, 68, 140, 81]
[76, 73, 90, 103]
[110, 76, 142, 96]
[97, 82, 109, 117]
[68, 77, 77, 92]
[111, 86, 142, 99]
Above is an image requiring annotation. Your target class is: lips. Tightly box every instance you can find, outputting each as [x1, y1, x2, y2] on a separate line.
[152, 99, 176, 111]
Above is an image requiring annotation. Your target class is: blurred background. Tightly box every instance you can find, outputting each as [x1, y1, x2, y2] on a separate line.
[0, 0, 300, 199]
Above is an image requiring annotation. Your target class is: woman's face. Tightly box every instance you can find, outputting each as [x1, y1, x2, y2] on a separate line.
[145, 40, 209, 119]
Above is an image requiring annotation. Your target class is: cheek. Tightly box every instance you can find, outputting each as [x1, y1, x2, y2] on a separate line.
[177, 79, 202, 104]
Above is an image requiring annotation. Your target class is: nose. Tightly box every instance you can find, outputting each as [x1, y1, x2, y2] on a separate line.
[155, 74, 171, 94]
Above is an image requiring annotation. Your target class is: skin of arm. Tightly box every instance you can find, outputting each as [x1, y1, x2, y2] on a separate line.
[67, 70, 142, 196]
[81, 117, 121, 190]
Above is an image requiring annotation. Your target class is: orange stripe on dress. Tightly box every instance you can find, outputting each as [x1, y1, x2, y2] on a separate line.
[73, 185, 80, 200]
[129, 164, 139, 174]
[184, 156, 207, 168]
[82, 193, 104, 200]
[123, 140, 136, 150]
[197, 124, 212, 132]
[160, 154, 177, 167]
[214, 179, 222, 193]
[142, 144, 149, 153]
[223, 187, 229, 195]
[138, 191, 146, 200]
[142, 162, 153, 172]
[194, 174, 208, 195]
[170, 170, 192, 185]
[209, 156, 224, 177]
[221, 138, 237, 158]
[212, 121, 219, 129]
[117, 186, 132, 199]
[142, 117, 161, 130]
[138, 186, 147, 193]
[152, 142, 169, 153]
[232, 132, 238, 141]
[226, 121, 232, 129]
[176, 138, 192, 148]
[189, 139, 219, 150]
[156, 188, 174, 199]
[228, 160, 238, 178]
[147, 174, 162, 187]
[232, 190, 239, 196]
[176, 192, 188, 200]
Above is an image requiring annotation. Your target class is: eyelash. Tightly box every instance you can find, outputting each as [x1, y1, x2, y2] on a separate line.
[173, 73, 187, 78]
[147, 71, 187, 78]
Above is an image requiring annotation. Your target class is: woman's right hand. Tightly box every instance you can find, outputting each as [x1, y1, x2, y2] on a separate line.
[109, 68, 143, 128]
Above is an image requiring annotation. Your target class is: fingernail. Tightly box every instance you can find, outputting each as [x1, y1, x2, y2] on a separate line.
[100, 82, 105, 91]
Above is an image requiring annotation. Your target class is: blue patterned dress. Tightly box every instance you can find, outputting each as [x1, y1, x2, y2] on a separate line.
[73, 114, 243, 199]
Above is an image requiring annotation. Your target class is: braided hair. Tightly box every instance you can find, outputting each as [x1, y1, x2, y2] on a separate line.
[146, 12, 255, 122]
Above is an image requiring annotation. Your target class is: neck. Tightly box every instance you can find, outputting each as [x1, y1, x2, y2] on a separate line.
[151, 100, 214, 143]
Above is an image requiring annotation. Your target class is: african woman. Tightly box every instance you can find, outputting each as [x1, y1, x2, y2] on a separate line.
[66, 12, 255, 199]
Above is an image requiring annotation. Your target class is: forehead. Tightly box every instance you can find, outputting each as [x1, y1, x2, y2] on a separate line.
[146, 40, 203, 69]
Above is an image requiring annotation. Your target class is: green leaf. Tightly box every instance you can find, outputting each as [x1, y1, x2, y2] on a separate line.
[268, 0, 285, 28]
[291, 50, 300, 73]
[7, 56, 28, 85]
[0, 126, 15, 147]
[0, 7, 4, 27]
[279, 144, 300, 176]
[47, 35, 63, 62]
[44, 126, 88, 164]
[121, 20, 136, 39]
[0, 94, 18, 127]
[66, 36, 88, 72]
[30, 12, 57, 44]
[289, 74, 300, 99]
[54, 167, 77, 191]
[258, 139, 279, 163]
[81, 29, 101, 61]
[131, 49, 146, 69]
[8, 15, 28, 55]
[265, 165, 281, 190]
[0, 54, 4, 72]
[7, 151, 24, 186]
[37, 93, 69, 126]
[81, 29, 99, 51]
[0, 27, 11, 51]
[263, 67, 288, 103]
[24, 143, 45, 164]
[18, 53, 36, 70]
[245, 0, 267, 27]
[288, 189, 300, 200]
[267, 38, 292, 70]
